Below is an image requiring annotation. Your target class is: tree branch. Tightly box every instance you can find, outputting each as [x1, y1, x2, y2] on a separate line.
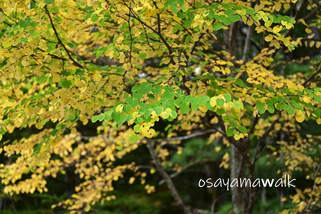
[155, 129, 217, 142]
[242, 25, 252, 63]
[44, 5, 85, 70]
[302, 2, 321, 21]
[303, 62, 321, 87]
[147, 141, 192, 214]
[251, 111, 281, 165]
[158, 158, 217, 185]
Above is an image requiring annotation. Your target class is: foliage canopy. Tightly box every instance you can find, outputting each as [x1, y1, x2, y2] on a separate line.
[0, 0, 321, 213]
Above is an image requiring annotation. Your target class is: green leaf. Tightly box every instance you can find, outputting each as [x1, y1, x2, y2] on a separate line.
[104, 110, 113, 120]
[133, 92, 144, 100]
[118, 114, 128, 127]
[132, 85, 140, 92]
[143, 109, 153, 119]
[234, 101, 243, 109]
[221, 16, 231, 26]
[285, 105, 295, 115]
[152, 85, 162, 94]
[216, 98, 224, 107]
[180, 102, 190, 114]
[92, 115, 98, 123]
[191, 101, 198, 111]
[138, 53, 147, 60]
[140, 82, 152, 93]
[238, 125, 247, 133]
[256, 101, 265, 114]
[134, 125, 141, 132]
[195, 2, 202, 7]
[216, 107, 225, 115]
[98, 98, 105, 106]
[230, 15, 240, 22]
[97, 114, 104, 122]
[170, 111, 178, 119]
[45, 0, 54, 4]
[129, 133, 140, 143]
[275, 103, 283, 110]
[162, 87, 175, 100]
[155, 107, 164, 115]
[92, 14, 99, 22]
[123, 104, 132, 113]
[227, 129, 234, 137]
[135, 117, 143, 124]
[213, 22, 224, 31]
[223, 94, 231, 102]
[60, 79, 72, 88]
[112, 111, 121, 122]
[37, 76, 47, 84]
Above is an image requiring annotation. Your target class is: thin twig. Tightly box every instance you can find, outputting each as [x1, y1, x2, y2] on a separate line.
[44, 5, 85, 70]
[303, 63, 321, 87]
[158, 158, 217, 185]
[147, 140, 192, 214]
[252, 111, 281, 165]
[155, 129, 217, 142]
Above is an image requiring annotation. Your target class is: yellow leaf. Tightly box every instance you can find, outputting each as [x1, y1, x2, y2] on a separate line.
[2, 39, 12, 48]
[119, 52, 125, 63]
[285, 23, 293, 29]
[92, 71, 102, 81]
[52, 74, 60, 83]
[129, 177, 135, 184]
[198, 105, 207, 113]
[275, 2, 282, 11]
[265, 35, 273, 42]
[241, 15, 247, 24]
[316, 118, 321, 125]
[295, 110, 305, 123]
[210, 97, 217, 107]
[273, 25, 282, 34]
[14, 70, 22, 80]
[116, 104, 123, 112]
[21, 59, 29, 66]
[162, 57, 170, 65]
[310, 41, 315, 48]
[150, 168, 156, 174]
[316, 42, 321, 48]
[84, 205, 91, 212]
[265, 20, 272, 28]
[305, 28, 312, 34]
[247, 19, 253, 26]
[146, 128, 155, 138]
[284, 3, 290, 10]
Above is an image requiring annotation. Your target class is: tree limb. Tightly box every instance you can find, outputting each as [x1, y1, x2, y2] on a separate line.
[44, 5, 85, 70]
[147, 140, 192, 214]
[158, 158, 217, 185]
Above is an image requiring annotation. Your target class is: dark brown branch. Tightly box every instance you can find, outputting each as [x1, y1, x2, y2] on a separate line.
[44, 5, 85, 69]
[146, 141, 192, 214]
[158, 158, 217, 185]
[302, 2, 321, 21]
[251, 111, 281, 165]
[303, 63, 321, 87]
